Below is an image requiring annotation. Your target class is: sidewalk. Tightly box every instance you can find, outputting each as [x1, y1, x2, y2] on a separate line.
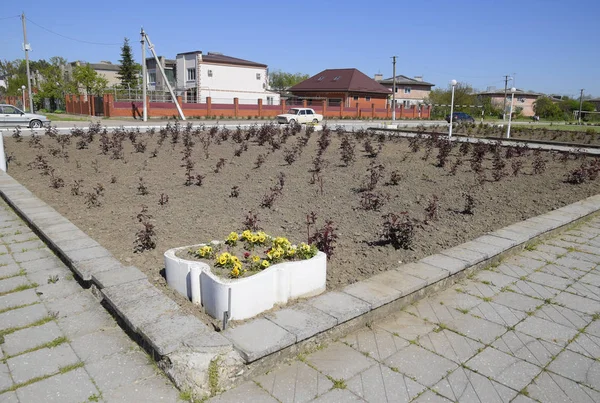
[211, 217, 600, 402]
[0, 200, 180, 402]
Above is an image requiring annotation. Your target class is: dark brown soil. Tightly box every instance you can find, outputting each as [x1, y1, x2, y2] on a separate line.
[411, 123, 600, 145]
[5, 126, 600, 324]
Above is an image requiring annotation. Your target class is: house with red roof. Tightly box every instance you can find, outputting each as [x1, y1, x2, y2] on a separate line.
[288, 68, 391, 109]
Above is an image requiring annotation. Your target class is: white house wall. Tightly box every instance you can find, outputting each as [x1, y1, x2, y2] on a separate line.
[175, 53, 199, 90]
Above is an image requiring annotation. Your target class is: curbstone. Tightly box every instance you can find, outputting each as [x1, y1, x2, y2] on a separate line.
[224, 318, 295, 362]
[397, 262, 449, 285]
[420, 253, 470, 275]
[92, 265, 146, 288]
[264, 303, 338, 342]
[343, 277, 402, 309]
[307, 291, 371, 323]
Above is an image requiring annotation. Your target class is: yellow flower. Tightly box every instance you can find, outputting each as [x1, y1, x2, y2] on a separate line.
[261, 260, 270, 268]
[266, 250, 274, 259]
[300, 243, 311, 252]
[217, 252, 230, 265]
[241, 230, 252, 240]
[273, 250, 281, 259]
[231, 266, 240, 277]
[251, 235, 259, 243]
[252, 255, 260, 263]
[228, 232, 239, 242]
[287, 248, 296, 256]
[231, 255, 241, 265]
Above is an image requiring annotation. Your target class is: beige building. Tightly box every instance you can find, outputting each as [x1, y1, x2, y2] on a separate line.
[375, 74, 435, 107]
[66, 61, 121, 92]
[477, 89, 542, 117]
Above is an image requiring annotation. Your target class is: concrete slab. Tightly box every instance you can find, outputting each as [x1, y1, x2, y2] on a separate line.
[2, 321, 64, 357]
[307, 292, 370, 324]
[433, 366, 517, 403]
[92, 265, 147, 288]
[7, 344, 80, 384]
[224, 318, 295, 363]
[15, 367, 99, 403]
[420, 253, 469, 274]
[306, 342, 376, 380]
[384, 344, 458, 387]
[265, 303, 337, 343]
[397, 262, 448, 285]
[347, 363, 425, 402]
[255, 361, 332, 403]
[341, 326, 410, 361]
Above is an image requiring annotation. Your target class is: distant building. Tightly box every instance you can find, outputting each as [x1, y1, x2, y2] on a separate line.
[588, 98, 600, 112]
[145, 56, 176, 91]
[66, 61, 121, 89]
[289, 68, 391, 108]
[375, 75, 435, 107]
[175, 51, 279, 105]
[476, 88, 543, 117]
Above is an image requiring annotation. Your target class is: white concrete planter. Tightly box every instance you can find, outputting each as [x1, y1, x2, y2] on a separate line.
[164, 244, 327, 321]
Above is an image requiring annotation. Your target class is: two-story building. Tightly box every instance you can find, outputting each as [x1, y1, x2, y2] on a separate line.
[289, 68, 391, 108]
[145, 56, 176, 91]
[375, 74, 435, 108]
[476, 88, 542, 117]
[175, 51, 279, 105]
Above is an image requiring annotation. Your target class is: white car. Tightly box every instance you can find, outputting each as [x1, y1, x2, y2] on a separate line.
[277, 108, 323, 124]
[0, 104, 51, 128]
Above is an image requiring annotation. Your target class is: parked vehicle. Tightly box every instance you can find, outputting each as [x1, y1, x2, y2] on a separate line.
[445, 112, 475, 123]
[0, 104, 51, 128]
[277, 108, 323, 124]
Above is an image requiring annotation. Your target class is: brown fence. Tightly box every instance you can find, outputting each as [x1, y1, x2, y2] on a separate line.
[65, 94, 431, 120]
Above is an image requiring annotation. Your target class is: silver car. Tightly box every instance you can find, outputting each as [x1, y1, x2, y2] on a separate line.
[0, 104, 51, 128]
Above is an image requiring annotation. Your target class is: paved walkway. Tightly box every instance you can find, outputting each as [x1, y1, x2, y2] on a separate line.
[0, 200, 180, 402]
[212, 217, 600, 402]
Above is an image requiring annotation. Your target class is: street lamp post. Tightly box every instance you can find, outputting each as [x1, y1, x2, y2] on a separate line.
[507, 87, 516, 138]
[21, 85, 26, 112]
[448, 79, 457, 138]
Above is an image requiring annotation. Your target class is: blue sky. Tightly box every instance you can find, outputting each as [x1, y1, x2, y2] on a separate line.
[2, 0, 599, 97]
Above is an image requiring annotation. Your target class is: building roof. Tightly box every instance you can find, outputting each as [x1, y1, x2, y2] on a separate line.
[379, 75, 435, 87]
[70, 61, 120, 72]
[176, 51, 267, 68]
[477, 88, 542, 97]
[290, 68, 391, 95]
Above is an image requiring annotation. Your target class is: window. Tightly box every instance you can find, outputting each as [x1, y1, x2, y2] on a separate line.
[333, 76, 341, 81]
[256, 73, 261, 80]
[300, 110, 306, 115]
[365, 96, 371, 101]
[317, 76, 324, 81]
[187, 68, 196, 81]
[395, 88, 399, 93]
[266, 96, 274, 105]
[353, 96, 359, 101]
[403, 100, 411, 108]
[148, 72, 156, 84]
[404, 87, 411, 94]
[1, 106, 19, 114]
[306, 109, 313, 115]
[207, 69, 213, 77]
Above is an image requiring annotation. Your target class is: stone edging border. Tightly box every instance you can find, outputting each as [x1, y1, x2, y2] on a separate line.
[2, 167, 600, 396]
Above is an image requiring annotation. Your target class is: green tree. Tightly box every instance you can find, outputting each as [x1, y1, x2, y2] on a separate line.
[72, 64, 108, 96]
[268, 70, 309, 92]
[426, 82, 479, 118]
[117, 38, 138, 88]
[533, 96, 563, 120]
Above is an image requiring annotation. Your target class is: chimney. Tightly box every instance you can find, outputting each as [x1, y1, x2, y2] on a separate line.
[414, 76, 423, 82]
[374, 73, 383, 82]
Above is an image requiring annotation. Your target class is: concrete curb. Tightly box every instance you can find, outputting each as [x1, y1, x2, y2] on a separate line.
[2, 168, 600, 396]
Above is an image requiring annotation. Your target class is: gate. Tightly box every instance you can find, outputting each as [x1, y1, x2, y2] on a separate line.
[93, 96, 104, 116]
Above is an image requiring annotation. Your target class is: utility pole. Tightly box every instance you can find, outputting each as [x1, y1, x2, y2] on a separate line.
[578, 88, 584, 125]
[502, 75, 510, 121]
[512, 72, 516, 89]
[21, 13, 34, 113]
[391, 56, 397, 121]
[140, 28, 147, 121]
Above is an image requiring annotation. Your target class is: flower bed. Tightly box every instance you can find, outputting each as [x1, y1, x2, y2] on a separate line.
[164, 231, 326, 320]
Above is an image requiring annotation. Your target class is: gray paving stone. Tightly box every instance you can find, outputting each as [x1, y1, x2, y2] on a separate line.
[433, 366, 517, 403]
[0, 362, 12, 392]
[342, 277, 401, 309]
[397, 262, 448, 285]
[527, 370, 600, 403]
[12, 248, 54, 263]
[307, 342, 376, 380]
[92, 265, 147, 288]
[474, 271, 517, 288]
[52, 236, 101, 252]
[460, 238, 508, 258]
[491, 330, 563, 368]
[567, 280, 600, 302]
[580, 271, 600, 287]
[411, 389, 453, 402]
[491, 227, 534, 244]
[420, 253, 469, 274]
[2, 320, 63, 357]
[18, 256, 63, 274]
[456, 280, 500, 299]
[224, 318, 295, 363]
[440, 246, 487, 265]
[418, 329, 483, 364]
[67, 245, 112, 264]
[255, 361, 332, 403]
[34, 279, 84, 302]
[45, 290, 96, 318]
[367, 270, 427, 296]
[45, 228, 89, 243]
[0, 288, 38, 311]
[526, 271, 574, 290]
[0, 264, 23, 279]
[465, 347, 541, 391]
[511, 279, 562, 300]
[15, 368, 99, 403]
[346, 363, 425, 403]
[567, 332, 600, 359]
[0, 245, 7, 255]
[535, 303, 592, 331]
[24, 265, 66, 286]
[12, 240, 44, 251]
[491, 291, 540, 313]
[516, 315, 579, 346]
[7, 343, 79, 384]
[467, 301, 527, 328]
[57, 307, 117, 339]
[553, 291, 600, 315]
[341, 326, 410, 361]
[384, 344, 458, 387]
[311, 388, 364, 403]
[405, 294, 474, 325]
[0, 276, 30, 294]
[555, 255, 597, 271]
[0, 254, 16, 267]
[84, 350, 157, 392]
[376, 311, 436, 341]
[446, 314, 507, 345]
[70, 327, 132, 363]
[307, 292, 370, 324]
[540, 264, 587, 282]
[74, 256, 123, 280]
[265, 303, 337, 343]
[0, 391, 18, 403]
[207, 381, 279, 403]
[0, 303, 48, 331]
[548, 349, 600, 389]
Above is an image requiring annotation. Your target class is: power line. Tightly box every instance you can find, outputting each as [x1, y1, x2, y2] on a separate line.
[25, 17, 120, 46]
[0, 15, 20, 21]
